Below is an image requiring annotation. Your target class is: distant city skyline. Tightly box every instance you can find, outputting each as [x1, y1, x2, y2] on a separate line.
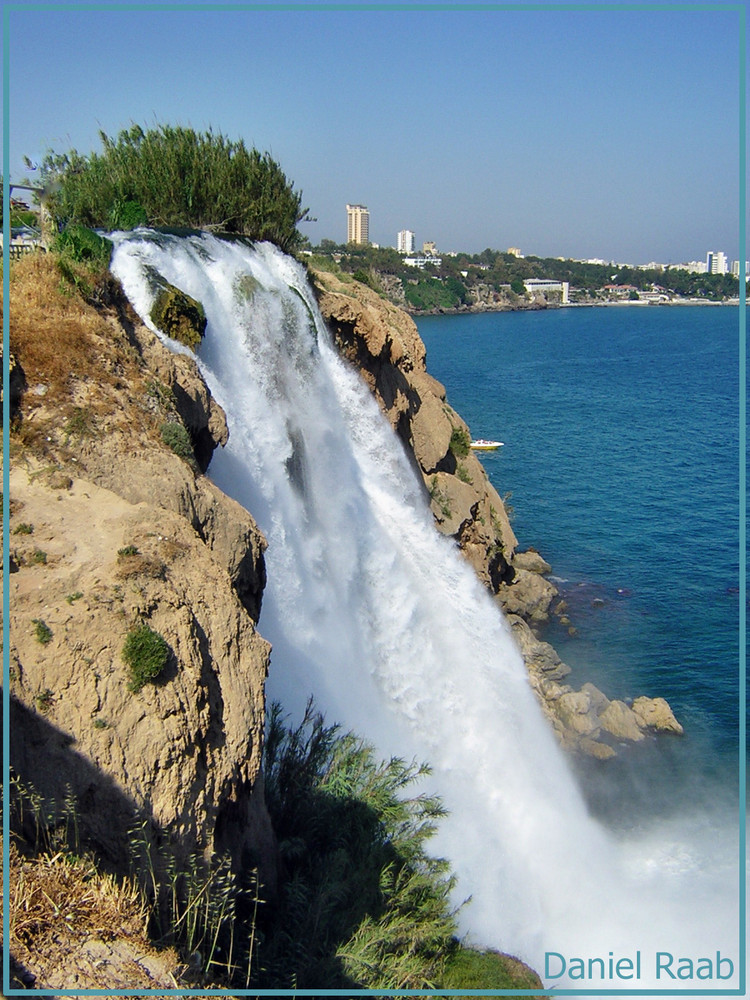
[342, 202, 741, 271]
[4, 5, 745, 264]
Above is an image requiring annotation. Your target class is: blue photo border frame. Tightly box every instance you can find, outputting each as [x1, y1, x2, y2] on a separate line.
[1, 2, 745, 995]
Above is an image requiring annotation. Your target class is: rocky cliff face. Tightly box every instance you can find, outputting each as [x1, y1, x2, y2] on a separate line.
[6, 255, 275, 886]
[312, 266, 683, 759]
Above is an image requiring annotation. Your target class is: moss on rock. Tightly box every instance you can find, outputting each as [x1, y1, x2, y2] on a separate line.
[150, 284, 206, 350]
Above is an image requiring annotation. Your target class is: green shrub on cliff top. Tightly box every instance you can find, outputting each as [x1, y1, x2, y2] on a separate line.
[53, 224, 113, 269]
[41, 124, 308, 254]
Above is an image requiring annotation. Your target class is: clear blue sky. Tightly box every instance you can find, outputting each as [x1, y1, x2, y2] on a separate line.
[2, 2, 745, 263]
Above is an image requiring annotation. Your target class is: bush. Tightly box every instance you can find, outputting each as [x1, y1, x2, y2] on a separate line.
[32, 619, 52, 644]
[352, 268, 380, 292]
[160, 421, 196, 466]
[41, 124, 308, 254]
[449, 426, 471, 458]
[109, 197, 148, 230]
[441, 946, 542, 993]
[404, 277, 462, 311]
[52, 225, 113, 269]
[122, 624, 169, 692]
[259, 700, 458, 989]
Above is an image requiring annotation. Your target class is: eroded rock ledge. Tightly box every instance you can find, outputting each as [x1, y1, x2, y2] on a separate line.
[7, 259, 275, 887]
[313, 267, 683, 759]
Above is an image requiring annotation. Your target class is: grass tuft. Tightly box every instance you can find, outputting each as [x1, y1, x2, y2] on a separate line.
[122, 624, 169, 692]
[32, 619, 53, 644]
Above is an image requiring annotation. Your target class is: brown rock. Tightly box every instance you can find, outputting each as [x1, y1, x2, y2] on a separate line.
[556, 690, 601, 736]
[579, 737, 617, 760]
[506, 615, 571, 683]
[598, 700, 646, 742]
[130, 322, 228, 472]
[632, 696, 684, 735]
[497, 568, 559, 622]
[513, 549, 552, 575]
[8, 456, 274, 885]
[6, 265, 275, 894]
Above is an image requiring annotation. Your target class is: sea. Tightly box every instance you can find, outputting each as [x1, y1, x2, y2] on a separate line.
[416, 304, 743, 829]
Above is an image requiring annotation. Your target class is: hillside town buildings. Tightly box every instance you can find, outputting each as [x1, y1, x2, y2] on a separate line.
[524, 278, 569, 303]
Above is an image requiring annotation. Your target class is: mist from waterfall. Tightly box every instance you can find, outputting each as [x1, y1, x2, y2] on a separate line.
[110, 231, 741, 994]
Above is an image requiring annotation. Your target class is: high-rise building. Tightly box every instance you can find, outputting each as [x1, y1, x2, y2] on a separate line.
[397, 229, 415, 253]
[706, 251, 728, 275]
[732, 260, 749, 278]
[346, 204, 370, 245]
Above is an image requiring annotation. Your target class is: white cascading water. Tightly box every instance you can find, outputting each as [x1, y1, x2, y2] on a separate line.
[110, 232, 740, 994]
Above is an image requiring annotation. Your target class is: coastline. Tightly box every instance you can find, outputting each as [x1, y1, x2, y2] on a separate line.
[406, 297, 740, 317]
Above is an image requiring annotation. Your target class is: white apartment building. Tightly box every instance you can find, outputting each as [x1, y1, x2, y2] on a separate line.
[731, 260, 749, 278]
[706, 250, 728, 275]
[524, 278, 569, 304]
[679, 261, 708, 273]
[397, 229, 415, 253]
[404, 256, 443, 269]
[346, 204, 370, 245]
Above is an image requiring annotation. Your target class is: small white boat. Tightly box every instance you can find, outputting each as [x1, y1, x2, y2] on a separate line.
[470, 439, 504, 451]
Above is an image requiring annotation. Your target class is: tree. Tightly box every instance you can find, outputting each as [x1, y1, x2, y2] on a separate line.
[39, 124, 308, 254]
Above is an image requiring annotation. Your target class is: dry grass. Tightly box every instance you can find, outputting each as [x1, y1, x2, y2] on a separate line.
[3, 839, 188, 993]
[115, 551, 166, 580]
[6, 253, 111, 391]
[8, 839, 147, 951]
[4, 252, 160, 460]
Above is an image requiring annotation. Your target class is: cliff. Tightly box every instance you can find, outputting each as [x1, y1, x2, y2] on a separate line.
[5, 255, 275, 889]
[311, 266, 683, 759]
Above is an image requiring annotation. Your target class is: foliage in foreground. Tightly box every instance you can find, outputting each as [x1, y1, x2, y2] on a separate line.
[8, 772, 239, 988]
[9, 704, 540, 993]
[258, 701, 542, 994]
[258, 700, 459, 989]
[40, 123, 308, 254]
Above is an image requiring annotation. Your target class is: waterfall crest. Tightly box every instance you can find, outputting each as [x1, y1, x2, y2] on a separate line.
[110, 231, 739, 992]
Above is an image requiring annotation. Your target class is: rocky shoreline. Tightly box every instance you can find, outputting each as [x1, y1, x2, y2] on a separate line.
[402, 297, 738, 318]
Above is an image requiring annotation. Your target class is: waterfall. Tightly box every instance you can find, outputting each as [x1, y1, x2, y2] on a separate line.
[110, 231, 740, 994]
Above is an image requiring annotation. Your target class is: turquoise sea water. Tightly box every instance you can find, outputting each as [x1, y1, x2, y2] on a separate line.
[417, 305, 742, 826]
